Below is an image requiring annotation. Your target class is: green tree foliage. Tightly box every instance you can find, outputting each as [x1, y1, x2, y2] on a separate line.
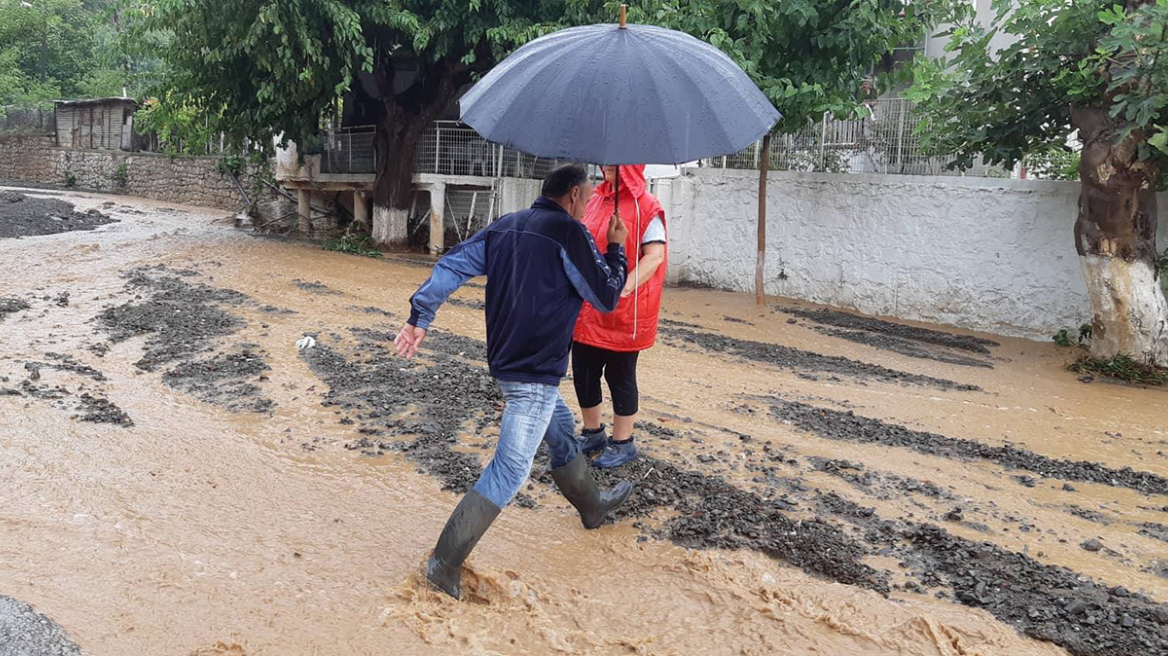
[0, 0, 152, 106]
[638, 0, 943, 129]
[1027, 145, 1081, 181]
[140, 0, 606, 221]
[133, 92, 221, 155]
[907, 0, 1168, 178]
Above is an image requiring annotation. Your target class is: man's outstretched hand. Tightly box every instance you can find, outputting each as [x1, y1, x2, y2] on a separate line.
[395, 324, 428, 358]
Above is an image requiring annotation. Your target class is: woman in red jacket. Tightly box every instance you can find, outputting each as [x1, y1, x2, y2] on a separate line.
[572, 165, 667, 468]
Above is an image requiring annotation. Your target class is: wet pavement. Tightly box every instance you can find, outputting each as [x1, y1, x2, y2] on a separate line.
[2, 185, 1167, 655]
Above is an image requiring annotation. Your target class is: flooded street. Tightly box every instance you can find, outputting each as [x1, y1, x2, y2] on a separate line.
[2, 187, 1166, 655]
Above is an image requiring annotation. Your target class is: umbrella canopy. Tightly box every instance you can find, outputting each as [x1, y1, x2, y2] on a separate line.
[459, 22, 781, 165]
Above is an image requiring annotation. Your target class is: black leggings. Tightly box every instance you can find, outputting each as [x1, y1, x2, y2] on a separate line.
[571, 341, 640, 417]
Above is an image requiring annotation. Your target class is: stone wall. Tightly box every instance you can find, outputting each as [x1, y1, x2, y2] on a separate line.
[0, 135, 266, 211]
[658, 169, 1168, 340]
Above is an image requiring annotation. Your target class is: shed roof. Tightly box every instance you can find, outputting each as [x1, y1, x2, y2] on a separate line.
[53, 98, 138, 109]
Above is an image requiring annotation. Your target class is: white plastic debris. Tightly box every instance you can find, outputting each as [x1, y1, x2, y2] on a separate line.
[296, 336, 316, 350]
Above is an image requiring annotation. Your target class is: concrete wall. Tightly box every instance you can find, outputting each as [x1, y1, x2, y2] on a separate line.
[496, 177, 542, 215]
[0, 136, 264, 211]
[660, 169, 1168, 339]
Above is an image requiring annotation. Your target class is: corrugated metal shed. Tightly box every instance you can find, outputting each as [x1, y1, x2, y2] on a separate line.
[53, 98, 138, 151]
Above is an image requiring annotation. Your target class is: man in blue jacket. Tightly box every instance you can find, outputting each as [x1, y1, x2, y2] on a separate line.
[394, 164, 634, 599]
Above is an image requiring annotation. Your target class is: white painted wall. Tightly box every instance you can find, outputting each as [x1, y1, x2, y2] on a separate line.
[660, 169, 1168, 340]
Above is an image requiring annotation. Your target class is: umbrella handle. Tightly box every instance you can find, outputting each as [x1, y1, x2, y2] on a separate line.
[613, 171, 620, 221]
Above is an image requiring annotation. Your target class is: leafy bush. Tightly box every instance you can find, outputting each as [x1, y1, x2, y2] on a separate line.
[323, 232, 381, 259]
[135, 94, 221, 157]
[111, 164, 128, 188]
[1069, 354, 1168, 386]
[1027, 147, 1080, 181]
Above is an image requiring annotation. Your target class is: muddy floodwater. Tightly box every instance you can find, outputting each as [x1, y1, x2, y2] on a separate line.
[2, 186, 1167, 656]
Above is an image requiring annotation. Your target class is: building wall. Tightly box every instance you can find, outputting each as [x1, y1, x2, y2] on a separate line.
[55, 103, 131, 151]
[660, 169, 1168, 339]
[0, 136, 265, 211]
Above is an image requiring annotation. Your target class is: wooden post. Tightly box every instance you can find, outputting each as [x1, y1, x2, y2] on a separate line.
[619, 4, 628, 28]
[756, 132, 772, 306]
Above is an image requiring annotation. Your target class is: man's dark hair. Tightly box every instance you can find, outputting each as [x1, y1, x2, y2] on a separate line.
[541, 164, 589, 198]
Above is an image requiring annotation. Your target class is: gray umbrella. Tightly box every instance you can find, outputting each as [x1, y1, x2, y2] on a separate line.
[459, 17, 781, 166]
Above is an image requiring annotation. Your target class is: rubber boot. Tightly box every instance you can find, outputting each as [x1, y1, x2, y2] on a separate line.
[550, 454, 633, 529]
[425, 489, 501, 600]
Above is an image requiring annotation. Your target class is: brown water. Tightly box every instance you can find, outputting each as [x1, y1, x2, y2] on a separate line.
[3, 187, 1164, 655]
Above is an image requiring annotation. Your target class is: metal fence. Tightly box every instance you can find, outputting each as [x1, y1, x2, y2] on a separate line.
[322, 125, 376, 174]
[414, 120, 564, 179]
[703, 98, 1010, 177]
[405, 183, 496, 248]
[0, 105, 55, 135]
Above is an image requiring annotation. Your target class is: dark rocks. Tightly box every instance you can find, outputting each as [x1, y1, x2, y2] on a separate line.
[448, 297, 487, 311]
[1136, 523, 1168, 543]
[99, 267, 249, 371]
[1082, 538, 1103, 552]
[292, 279, 343, 295]
[589, 458, 888, 592]
[659, 324, 980, 392]
[0, 595, 82, 656]
[0, 191, 117, 240]
[780, 306, 999, 354]
[816, 326, 994, 369]
[76, 392, 134, 426]
[301, 335, 501, 494]
[772, 400, 1168, 497]
[98, 267, 274, 413]
[0, 297, 30, 321]
[162, 348, 274, 413]
[903, 524, 1168, 656]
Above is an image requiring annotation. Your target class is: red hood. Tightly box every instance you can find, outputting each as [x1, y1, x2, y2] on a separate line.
[595, 165, 648, 201]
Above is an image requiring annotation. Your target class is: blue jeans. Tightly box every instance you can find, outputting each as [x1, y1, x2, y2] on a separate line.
[473, 380, 581, 509]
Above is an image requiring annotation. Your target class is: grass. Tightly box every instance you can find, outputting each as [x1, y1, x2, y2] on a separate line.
[1068, 353, 1168, 386]
[323, 232, 382, 259]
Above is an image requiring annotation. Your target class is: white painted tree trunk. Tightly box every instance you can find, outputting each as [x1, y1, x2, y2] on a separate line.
[372, 204, 408, 246]
[1079, 254, 1168, 364]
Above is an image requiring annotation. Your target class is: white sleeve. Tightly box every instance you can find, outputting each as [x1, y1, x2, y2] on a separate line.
[641, 216, 666, 244]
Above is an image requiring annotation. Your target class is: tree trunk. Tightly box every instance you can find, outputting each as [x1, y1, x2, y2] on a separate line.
[1072, 107, 1168, 364]
[370, 109, 427, 246]
[368, 56, 473, 248]
[756, 132, 772, 306]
